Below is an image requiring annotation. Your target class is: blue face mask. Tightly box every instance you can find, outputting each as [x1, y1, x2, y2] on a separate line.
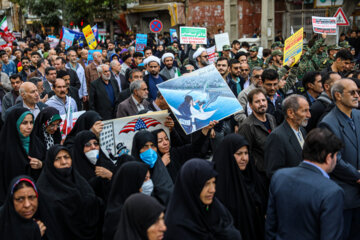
[140, 148, 157, 168]
[141, 179, 154, 196]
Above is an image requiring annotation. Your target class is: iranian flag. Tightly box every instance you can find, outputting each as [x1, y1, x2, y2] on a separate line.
[0, 17, 8, 32]
[62, 99, 73, 137]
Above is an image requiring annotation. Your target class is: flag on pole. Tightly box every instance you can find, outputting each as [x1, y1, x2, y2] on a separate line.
[0, 17, 8, 32]
[62, 99, 73, 136]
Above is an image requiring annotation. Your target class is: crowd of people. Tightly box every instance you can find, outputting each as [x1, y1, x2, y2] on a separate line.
[0, 28, 360, 240]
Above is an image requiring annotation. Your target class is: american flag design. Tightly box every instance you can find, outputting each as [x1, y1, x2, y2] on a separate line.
[119, 117, 161, 134]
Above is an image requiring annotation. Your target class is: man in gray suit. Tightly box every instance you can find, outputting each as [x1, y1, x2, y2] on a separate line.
[264, 94, 311, 178]
[319, 79, 360, 240]
[116, 80, 150, 118]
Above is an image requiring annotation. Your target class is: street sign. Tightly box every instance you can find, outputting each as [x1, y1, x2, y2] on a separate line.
[149, 19, 163, 33]
[334, 7, 350, 26]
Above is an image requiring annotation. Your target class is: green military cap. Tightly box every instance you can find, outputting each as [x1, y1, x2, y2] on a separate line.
[339, 41, 351, 48]
[222, 45, 231, 51]
[271, 50, 283, 56]
[271, 41, 283, 49]
[167, 46, 179, 54]
[328, 45, 341, 50]
[249, 46, 259, 52]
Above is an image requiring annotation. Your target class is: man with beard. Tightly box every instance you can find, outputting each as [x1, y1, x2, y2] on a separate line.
[19, 57, 32, 82]
[239, 88, 276, 178]
[192, 47, 209, 70]
[160, 52, 180, 80]
[248, 46, 263, 69]
[269, 50, 283, 71]
[216, 57, 229, 80]
[301, 71, 323, 106]
[54, 57, 81, 90]
[319, 79, 360, 240]
[46, 78, 78, 115]
[116, 79, 150, 118]
[264, 94, 311, 178]
[240, 63, 251, 89]
[143, 56, 167, 101]
[1, 74, 23, 117]
[323, 49, 353, 77]
[89, 64, 120, 120]
[66, 50, 87, 105]
[226, 59, 242, 97]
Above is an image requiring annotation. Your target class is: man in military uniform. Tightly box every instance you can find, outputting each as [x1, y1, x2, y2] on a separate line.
[271, 41, 284, 51]
[269, 50, 283, 71]
[320, 45, 341, 70]
[222, 45, 231, 60]
[248, 46, 263, 70]
[312, 42, 327, 70]
[339, 40, 351, 51]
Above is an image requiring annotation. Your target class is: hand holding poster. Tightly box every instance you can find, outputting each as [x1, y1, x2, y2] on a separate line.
[214, 33, 230, 52]
[180, 27, 207, 44]
[135, 34, 148, 52]
[83, 25, 98, 49]
[312, 16, 337, 35]
[283, 28, 303, 66]
[157, 65, 242, 135]
[99, 111, 170, 159]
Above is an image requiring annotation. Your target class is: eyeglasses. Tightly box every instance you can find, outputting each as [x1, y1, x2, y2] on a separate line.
[240, 69, 250, 72]
[253, 75, 262, 79]
[344, 90, 360, 96]
[84, 141, 99, 147]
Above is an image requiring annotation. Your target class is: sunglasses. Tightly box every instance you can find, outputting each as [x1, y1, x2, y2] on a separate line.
[84, 141, 99, 147]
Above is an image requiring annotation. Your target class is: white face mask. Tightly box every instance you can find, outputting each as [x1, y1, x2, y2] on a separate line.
[141, 179, 154, 196]
[85, 149, 99, 165]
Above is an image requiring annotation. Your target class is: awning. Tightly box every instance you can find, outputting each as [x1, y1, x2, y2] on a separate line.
[127, 2, 185, 26]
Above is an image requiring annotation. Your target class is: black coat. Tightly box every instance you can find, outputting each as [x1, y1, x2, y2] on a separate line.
[89, 77, 120, 120]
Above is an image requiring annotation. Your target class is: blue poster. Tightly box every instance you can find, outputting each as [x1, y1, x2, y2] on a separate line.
[62, 30, 75, 50]
[87, 49, 102, 64]
[135, 34, 147, 52]
[170, 29, 178, 43]
[157, 65, 242, 135]
[62, 24, 99, 43]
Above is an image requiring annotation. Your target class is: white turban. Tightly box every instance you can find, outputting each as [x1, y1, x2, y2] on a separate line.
[144, 55, 160, 66]
[161, 52, 175, 63]
[193, 47, 206, 59]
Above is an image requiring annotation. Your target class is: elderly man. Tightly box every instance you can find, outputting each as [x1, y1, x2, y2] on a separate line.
[192, 47, 209, 69]
[143, 56, 167, 101]
[89, 64, 120, 120]
[110, 60, 127, 91]
[78, 49, 88, 70]
[264, 94, 310, 178]
[4, 82, 47, 120]
[319, 79, 360, 240]
[118, 69, 144, 103]
[160, 52, 180, 80]
[66, 50, 87, 105]
[116, 79, 150, 118]
[120, 53, 133, 76]
[46, 78, 77, 115]
[85, 51, 102, 89]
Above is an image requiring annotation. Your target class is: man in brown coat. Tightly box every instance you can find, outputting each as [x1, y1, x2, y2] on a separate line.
[85, 51, 102, 90]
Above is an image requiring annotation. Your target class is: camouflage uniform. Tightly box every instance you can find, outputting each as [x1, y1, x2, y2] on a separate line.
[248, 46, 263, 69]
[319, 45, 340, 70]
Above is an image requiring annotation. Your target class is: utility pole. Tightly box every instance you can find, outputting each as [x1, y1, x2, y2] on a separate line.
[224, 0, 238, 41]
[261, 0, 275, 48]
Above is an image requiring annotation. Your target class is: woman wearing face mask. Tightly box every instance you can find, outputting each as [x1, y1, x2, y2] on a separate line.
[37, 144, 101, 240]
[71, 130, 116, 202]
[131, 130, 173, 205]
[33, 107, 62, 150]
[113, 193, 166, 240]
[0, 108, 45, 204]
[213, 134, 267, 240]
[164, 159, 241, 240]
[152, 121, 216, 182]
[63, 110, 103, 149]
[103, 161, 151, 240]
[0, 175, 46, 239]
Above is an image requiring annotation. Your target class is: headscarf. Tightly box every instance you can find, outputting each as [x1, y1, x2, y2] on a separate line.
[103, 161, 148, 240]
[36, 145, 100, 240]
[113, 193, 164, 240]
[165, 158, 241, 240]
[16, 111, 33, 154]
[63, 111, 102, 149]
[131, 130, 173, 205]
[213, 134, 267, 240]
[0, 107, 45, 204]
[33, 107, 62, 150]
[0, 175, 41, 239]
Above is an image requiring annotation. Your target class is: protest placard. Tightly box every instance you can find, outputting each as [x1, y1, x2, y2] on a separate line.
[135, 33, 147, 52]
[180, 27, 207, 44]
[214, 33, 230, 52]
[206, 46, 216, 64]
[62, 30, 75, 50]
[283, 27, 303, 66]
[99, 111, 170, 159]
[87, 49, 102, 64]
[312, 16, 337, 35]
[47, 35, 60, 49]
[62, 25, 99, 42]
[157, 65, 242, 135]
[83, 25, 98, 49]
[170, 29, 178, 43]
